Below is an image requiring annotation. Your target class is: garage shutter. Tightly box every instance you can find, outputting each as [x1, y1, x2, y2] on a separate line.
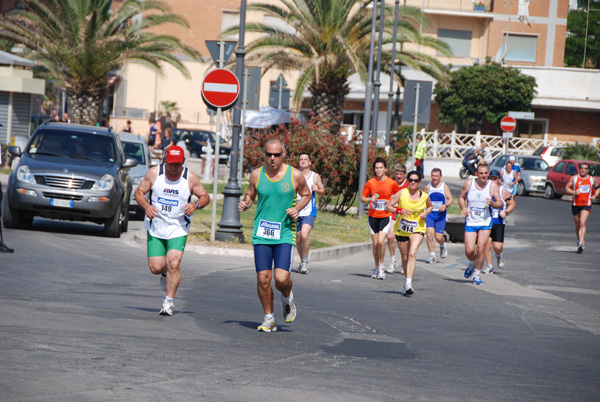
[12, 93, 31, 137]
[0, 92, 8, 143]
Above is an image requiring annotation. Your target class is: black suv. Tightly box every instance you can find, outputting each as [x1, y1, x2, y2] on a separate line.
[4, 122, 137, 237]
[172, 128, 232, 164]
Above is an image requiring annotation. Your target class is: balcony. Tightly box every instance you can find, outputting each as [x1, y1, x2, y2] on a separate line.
[403, 0, 492, 13]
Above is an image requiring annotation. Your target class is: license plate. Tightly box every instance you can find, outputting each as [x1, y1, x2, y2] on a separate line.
[51, 199, 74, 208]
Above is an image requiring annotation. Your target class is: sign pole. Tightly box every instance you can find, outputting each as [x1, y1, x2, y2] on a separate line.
[238, 68, 249, 183]
[210, 41, 226, 243]
[411, 83, 421, 169]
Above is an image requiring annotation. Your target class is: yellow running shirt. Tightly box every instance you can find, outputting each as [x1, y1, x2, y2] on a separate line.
[394, 188, 428, 237]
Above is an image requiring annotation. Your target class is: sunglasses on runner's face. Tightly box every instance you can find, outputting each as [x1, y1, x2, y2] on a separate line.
[407, 178, 420, 183]
[265, 152, 282, 157]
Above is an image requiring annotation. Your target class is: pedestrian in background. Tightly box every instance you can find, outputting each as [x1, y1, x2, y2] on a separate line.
[0, 150, 14, 253]
[414, 133, 427, 178]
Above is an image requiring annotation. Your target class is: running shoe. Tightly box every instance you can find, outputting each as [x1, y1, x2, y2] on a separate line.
[473, 275, 482, 285]
[426, 256, 436, 264]
[376, 266, 386, 280]
[386, 261, 397, 274]
[160, 273, 167, 291]
[496, 254, 505, 268]
[371, 267, 379, 279]
[464, 262, 475, 278]
[297, 262, 309, 274]
[257, 316, 278, 332]
[401, 283, 414, 296]
[159, 300, 174, 316]
[282, 291, 297, 323]
[486, 264, 494, 275]
[577, 241, 584, 254]
[440, 245, 448, 259]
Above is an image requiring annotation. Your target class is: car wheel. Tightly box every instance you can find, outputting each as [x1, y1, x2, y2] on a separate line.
[190, 150, 199, 158]
[459, 167, 470, 179]
[104, 200, 123, 238]
[516, 181, 528, 196]
[122, 202, 129, 233]
[544, 184, 555, 199]
[2, 194, 21, 229]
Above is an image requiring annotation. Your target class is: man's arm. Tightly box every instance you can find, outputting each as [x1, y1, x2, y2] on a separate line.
[439, 184, 454, 213]
[313, 172, 326, 195]
[291, 168, 310, 219]
[489, 182, 503, 209]
[565, 176, 576, 195]
[458, 180, 471, 217]
[134, 166, 158, 219]
[238, 168, 260, 212]
[503, 192, 516, 217]
[183, 171, 210, 216]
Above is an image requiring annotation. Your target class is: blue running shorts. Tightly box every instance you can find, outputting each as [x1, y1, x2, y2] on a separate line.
[253, 243, 295, 272]
[464, 223, 493, 232]
[297, 215, 316, 231]
[426, 214, 447, 234]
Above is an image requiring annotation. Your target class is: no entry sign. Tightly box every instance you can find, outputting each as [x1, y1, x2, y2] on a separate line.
[202, 69, 240, 110]
[500, 116, 517, 132]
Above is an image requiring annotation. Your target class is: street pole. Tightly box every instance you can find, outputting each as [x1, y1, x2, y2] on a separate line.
[371, 0, 385, 146]
[357, 0, 379, 219]
[238, 67, 249, 184]
[210, 41, 225, 243]
[216, 0, 246, 243]
[411, 83, 421, 168]
[385, 0, 400, 148]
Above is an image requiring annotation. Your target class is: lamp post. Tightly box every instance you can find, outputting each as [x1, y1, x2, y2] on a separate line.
[357, 0, 380, 219]
[385, 0, 400, 148]
[216, 0, 247, 243]
[371, 0, 386, 146]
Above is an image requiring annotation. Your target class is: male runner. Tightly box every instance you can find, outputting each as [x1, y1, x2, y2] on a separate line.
[386, 164, 408, 274]
[458, 164, 503, 285]
[565, 162, 599, 253]
[424, 168, 454, 264]
[238, 139, 311, 332]
[135, 146, 210, 316]
[360, 157, 399, 280]
[295, 152, 325, 274]
[483, 170, 516, 273]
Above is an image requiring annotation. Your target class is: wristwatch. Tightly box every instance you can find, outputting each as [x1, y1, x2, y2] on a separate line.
[195, 201, 201, 210]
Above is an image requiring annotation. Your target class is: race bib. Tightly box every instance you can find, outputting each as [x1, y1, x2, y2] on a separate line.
[579, 184, 590, 194]
[256, 219, 281, 240]
[470, 206, 487, 219]
[372, 199, 386, 211]
[157, 196, 180, 217]
[431, 201, 443, 211]
[491, 208, 499, 219]
[400, 218, 417, 233]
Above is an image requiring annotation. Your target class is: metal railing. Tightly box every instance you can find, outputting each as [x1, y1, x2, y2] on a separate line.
[403, 0, 492, 13]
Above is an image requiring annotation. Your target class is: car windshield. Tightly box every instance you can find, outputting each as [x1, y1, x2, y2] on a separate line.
[207, 132, 226, 144]
[122, 141, 146, 164]
[521, 158, 550, 171]
[27, 130, 116, 162]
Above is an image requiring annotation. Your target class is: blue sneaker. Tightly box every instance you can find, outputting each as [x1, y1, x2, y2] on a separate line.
[464, 262, 475, 278]
[473, 275, 482, 285]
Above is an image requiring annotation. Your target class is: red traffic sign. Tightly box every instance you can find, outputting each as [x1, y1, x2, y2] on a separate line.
[500, 116, 517, 132]
[201, 69, 240, 110]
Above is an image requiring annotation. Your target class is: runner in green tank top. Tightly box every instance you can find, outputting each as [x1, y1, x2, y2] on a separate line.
[239, 139, 311, 332]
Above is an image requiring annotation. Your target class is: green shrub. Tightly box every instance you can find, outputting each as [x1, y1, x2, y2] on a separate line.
[563, 143, 600, 162]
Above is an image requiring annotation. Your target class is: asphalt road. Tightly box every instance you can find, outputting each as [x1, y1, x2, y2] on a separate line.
[1, 181, 599, 401]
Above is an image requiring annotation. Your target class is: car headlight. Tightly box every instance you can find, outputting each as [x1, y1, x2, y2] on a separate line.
[92, 174, 115, 191]
[16, 165, 35, 184]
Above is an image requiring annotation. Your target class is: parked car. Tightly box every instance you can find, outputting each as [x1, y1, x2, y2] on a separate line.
[544, 159, 600, 199]
[488, 154, 550, 196]
[171, 128, 231, 164]
[3, 122, 137, 237]
[532, 145, 566, 167]
[118, 132, 153, 220]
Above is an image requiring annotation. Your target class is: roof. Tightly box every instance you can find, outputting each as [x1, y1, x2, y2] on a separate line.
[38, 122, 113, 137]
[0, 50, 34, 68]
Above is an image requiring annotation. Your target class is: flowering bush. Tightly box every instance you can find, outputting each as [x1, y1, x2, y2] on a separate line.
[243, 115, 389, 213]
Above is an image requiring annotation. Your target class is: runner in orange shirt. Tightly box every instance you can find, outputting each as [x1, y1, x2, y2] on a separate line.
[360, 157, 399, 280]
[565, 162, 599, 253]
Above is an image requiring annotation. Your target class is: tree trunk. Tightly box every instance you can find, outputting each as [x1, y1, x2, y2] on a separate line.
[308, 69, 350, 135]
[67, 93, 102, 125]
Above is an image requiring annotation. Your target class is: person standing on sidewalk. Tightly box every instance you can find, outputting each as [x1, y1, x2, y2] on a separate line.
[387, 171, 432, 296]
[295, 152, 325, 274]
[565, 162, 599, 253]
[135, 146, 210, 316]
[386, 164, 408, 274]
[360, 157, 400, 280]
[483, 170, 516, 273]
[0, 150, 14, 253]
[458, 164, 503, 285]
[424, 168, 453, 264]
[414, 133, 427, 178]
[238, 139, 311, 332]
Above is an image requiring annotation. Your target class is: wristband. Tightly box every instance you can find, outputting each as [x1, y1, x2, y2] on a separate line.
[396, 207, 403, 214]
[195, 201, 201, 209]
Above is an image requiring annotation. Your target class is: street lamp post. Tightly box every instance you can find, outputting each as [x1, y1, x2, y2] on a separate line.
[216, 0, 247, 243]
[370, 0, 386, 147]
[385, 0, 400, 148]
[357, 0, 380, 219]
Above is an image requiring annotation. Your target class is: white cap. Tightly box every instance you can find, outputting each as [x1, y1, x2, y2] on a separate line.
[509, 156, 516, 161]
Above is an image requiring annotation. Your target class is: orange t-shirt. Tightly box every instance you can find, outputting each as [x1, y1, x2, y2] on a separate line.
[362, 177, 400, 218]
[572, 175, 595, 206]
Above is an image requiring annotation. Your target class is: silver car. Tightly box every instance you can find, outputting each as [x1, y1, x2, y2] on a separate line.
[118, 132, 153, 220]
[488, 154, 550, 196]
[4, 122, 137, 237]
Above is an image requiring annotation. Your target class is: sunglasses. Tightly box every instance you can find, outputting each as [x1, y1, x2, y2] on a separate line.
[396, 171, 406, 174]
[407, 178, 421, 183]
[265, 152, 282, 157]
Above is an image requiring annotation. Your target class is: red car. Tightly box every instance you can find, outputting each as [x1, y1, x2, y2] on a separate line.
[544, 159, 600, 199]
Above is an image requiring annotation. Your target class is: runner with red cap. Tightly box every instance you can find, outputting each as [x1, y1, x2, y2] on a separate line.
[135, 145, 210, 316]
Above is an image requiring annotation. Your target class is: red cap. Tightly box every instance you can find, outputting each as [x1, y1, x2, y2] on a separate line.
[165, 145, 185, 164]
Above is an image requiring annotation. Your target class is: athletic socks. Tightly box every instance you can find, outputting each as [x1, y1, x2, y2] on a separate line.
[164, 296, 174, 303]
[302, 255, 308, 262]
[265, 313, 274, 320]
[430, 252, 436, 257]
[406, 278, 412, 285]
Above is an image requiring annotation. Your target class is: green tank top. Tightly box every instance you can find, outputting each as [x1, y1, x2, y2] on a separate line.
[252, 165, 297, 245]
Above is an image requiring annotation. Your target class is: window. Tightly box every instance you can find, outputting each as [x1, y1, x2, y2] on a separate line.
[553, 161, 565, 173]
[437, 29, 472, 57]
[497, 155, 509, 167]
[504, 34, 537, 62]
[221, 10, 239, 39]
[565, 163, 578, 176]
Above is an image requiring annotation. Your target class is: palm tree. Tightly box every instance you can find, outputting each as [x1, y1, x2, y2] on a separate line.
[227, 0, 450, 132]
[0, 0, 200, 125]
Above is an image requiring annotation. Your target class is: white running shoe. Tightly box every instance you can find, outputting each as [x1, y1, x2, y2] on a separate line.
[386, 261, 397, 274]
[160, 274, 167, 291]
[282, 291, 297, 323]
[376, 266, 386, 280]
[496, 254, 505, 268]
[297, 261, 309, 274]
[426, 256, 436, 264]
[401, 283, 414, 296]
[371, 267, 379, 279]
[257, 316, 278, 332]
[482, 264, 494, 274]
[440, 245, 448, 259]
[159, 300, 174, 316]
